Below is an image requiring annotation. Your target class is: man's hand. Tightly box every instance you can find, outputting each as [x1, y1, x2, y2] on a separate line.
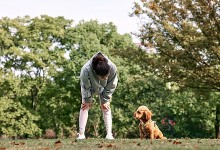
[81, 102, 92, 111]
[101, 102, 110, 110]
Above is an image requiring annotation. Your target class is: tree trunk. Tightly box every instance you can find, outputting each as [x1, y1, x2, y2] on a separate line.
[30, 85, 39, 110]
[215, 104, 220, 139]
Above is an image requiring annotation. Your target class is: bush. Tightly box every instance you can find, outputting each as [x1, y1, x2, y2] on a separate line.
[0, 97, 42, 138]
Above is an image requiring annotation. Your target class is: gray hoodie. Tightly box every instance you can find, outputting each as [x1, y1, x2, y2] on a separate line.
[80, 52, 118, 104]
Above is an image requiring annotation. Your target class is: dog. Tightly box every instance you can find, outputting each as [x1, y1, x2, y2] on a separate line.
[134, 106, 166, 139]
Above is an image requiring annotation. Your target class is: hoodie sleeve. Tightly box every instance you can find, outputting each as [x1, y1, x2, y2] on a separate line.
[80, 68, 93, 103]
[100, 64, 118, 104]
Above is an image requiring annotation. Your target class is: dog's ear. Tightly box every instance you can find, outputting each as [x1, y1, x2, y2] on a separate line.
[145, 110, 153, 120]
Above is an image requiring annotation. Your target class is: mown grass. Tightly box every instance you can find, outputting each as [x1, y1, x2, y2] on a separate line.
[0, 138, 220, 150]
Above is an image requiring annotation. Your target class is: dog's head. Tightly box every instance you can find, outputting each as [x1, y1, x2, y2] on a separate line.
[134, 106, 153, 121]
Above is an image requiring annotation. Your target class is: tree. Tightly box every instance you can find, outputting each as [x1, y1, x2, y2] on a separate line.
[0, 72, 41, 137]
[0, 15, 74, 137]
[131, 0, 220, 138]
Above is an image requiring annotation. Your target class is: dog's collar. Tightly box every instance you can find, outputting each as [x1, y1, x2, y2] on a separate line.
[140, 119, 153, 126]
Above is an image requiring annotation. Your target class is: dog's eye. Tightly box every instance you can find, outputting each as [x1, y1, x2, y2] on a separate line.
[137, 111, 141, 114]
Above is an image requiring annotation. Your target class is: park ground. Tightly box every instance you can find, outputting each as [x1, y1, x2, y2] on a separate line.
[0, 138, 220, 150]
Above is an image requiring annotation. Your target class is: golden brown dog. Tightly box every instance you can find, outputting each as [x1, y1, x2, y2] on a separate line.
[134, 106, 166, 139]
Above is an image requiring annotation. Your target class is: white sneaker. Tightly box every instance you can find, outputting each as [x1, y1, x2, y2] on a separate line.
[76, 133, 86, 140]
[105, 133, 114, 140]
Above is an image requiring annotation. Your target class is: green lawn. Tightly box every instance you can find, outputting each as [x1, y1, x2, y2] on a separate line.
[0, 138, 220, 150]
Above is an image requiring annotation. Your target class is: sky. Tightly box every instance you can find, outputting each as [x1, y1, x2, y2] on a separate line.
[0, 0, 140, 42]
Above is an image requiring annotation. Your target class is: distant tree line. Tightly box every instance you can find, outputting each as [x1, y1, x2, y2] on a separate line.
[0, 3, 219, 139]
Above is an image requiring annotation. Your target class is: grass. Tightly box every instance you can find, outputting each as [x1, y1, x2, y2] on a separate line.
[0, 138, 220, 150]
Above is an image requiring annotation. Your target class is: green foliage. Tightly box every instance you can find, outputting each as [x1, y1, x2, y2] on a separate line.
[130, 0, 220, 138]
[131, 0, 220, 90]
[162, 90, 216, 138]
[0, 13, 219, 139]
[0, 16, 139, 138]
[0, 97, 41, 137]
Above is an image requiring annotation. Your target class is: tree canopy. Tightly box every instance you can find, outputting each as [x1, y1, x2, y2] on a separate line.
[131, 0, 220, 90]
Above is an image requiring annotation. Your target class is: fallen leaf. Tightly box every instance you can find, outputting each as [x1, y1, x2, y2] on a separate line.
[55, 140, 61, 144]
[11, 142, 19, 146]
[54, 140, 62, 148]
[19, 142, 25, 145]
[173, 141, 182, 144]
[107, 144, 113, 147]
